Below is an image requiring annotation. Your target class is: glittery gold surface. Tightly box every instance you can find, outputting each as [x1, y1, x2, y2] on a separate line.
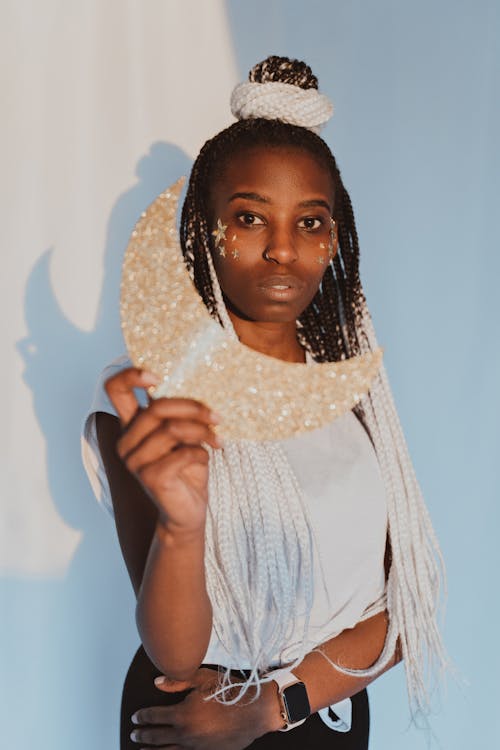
[120, 179, 383, 441]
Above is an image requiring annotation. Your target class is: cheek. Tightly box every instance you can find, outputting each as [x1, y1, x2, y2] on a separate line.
[211, 221, 258, 262]
[226, 226, 263, 258]
[212, 227, 261, 275]
[304, 264, 328, 302]
[301, 236, 331, 277]
[211, 248, 250, 297]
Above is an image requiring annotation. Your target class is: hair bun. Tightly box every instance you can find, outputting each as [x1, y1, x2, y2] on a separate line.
[249, 56, 318, 90]
[231, 56, 333, 134]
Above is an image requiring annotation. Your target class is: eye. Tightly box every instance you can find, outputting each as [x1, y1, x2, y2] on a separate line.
[298, 217, 323, 231]
[237, 212, 265, 226]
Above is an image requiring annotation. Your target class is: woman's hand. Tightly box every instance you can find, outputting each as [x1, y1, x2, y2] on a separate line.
[127, 612, 395, 748]
[105, 367, 222, 534]
[129, 668, 281, 750]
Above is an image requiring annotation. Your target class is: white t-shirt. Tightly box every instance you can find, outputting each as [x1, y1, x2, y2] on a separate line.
[81, 354, 388, 667]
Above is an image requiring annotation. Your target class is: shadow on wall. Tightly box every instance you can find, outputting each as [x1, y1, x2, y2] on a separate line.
[11, 142, 192, 749]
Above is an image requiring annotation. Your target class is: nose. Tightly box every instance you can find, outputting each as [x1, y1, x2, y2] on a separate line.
[263, 224, 298, 264]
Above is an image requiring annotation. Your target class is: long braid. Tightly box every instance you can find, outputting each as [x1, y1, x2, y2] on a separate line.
[180, 55, 447, 716]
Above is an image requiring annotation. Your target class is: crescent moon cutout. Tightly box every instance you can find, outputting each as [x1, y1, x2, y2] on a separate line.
[120, 178, 383, 440]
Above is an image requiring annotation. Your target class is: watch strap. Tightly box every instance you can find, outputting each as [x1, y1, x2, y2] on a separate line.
[267, 667, 309, 732]
[268, 666, 300, 691]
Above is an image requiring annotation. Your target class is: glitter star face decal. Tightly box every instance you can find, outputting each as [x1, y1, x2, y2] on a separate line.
[317, 255, 325, 265]
[121, 179, 383, 441]
[212, 218, 227, 248]
[229, 234, 240, 260]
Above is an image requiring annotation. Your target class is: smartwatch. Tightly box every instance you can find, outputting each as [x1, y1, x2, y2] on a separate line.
[268, 667, 311, 732]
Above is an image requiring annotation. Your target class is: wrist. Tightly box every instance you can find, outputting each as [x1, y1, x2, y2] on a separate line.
[154, 519, 205, 547]
[258, 680, 287, 734]
[264, 666, 312, 732]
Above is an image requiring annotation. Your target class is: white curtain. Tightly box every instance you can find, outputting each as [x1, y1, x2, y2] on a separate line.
[2, 2, 237, 747]
[2, 0, 238, 576]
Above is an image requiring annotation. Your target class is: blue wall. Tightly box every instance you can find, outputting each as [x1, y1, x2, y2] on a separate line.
[225, 0, 499, 746]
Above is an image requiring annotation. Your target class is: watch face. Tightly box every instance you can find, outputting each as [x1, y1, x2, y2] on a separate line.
[283, 682, 311, 724]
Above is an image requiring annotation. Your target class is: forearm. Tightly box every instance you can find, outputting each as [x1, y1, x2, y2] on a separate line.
[262, 610, 399, 732]
[136, 521, 212, 681]
[295, 610, 396, 712]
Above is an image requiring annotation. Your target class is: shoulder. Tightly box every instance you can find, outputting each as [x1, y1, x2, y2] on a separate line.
[81, 353, 135, 515]
[83, 354, 159, 593]
[93, 383, 158, 597]
[92, 354, 132, 416]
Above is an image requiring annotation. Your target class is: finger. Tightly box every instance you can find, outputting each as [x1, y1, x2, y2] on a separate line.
[154, 675, 193, 693]
[131, 705, 179, 726]
[124, 421, 222, 472]
[117, 398, 220, 457]
[138, 445, 209, 491]
[105, 368, 159, 427]
[130, 724, 180, 746]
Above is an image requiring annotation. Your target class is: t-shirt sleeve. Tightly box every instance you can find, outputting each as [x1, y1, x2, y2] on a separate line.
[359, 591, 387, 621]
[80, 353, 147, 517]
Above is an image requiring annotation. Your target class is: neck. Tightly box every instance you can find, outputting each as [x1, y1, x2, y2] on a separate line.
[227, 311, 305, 363]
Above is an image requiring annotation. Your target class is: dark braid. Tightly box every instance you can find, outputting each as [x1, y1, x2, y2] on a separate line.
[180, 57, 366, 364]
[249, 55, 318, 90]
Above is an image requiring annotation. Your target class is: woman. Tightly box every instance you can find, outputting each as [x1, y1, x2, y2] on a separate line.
[82, 56, 446, 749]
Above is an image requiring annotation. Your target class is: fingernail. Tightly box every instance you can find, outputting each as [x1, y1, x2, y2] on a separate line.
[215, 433, 225, 448]
[130, 730, 138, 741]
[131, 712, 139, 724]
[210, 411, 223, 424]
[154, 675, 167, 687]
[141, 371, 160, 385]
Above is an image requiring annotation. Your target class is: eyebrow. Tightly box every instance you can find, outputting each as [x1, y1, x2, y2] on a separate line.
[298, 199, 332, 211]
[228, 192, 332, 211]
[228, 192, 269, 203]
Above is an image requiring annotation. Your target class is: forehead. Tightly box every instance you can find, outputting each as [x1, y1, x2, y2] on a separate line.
[211, 145, 334, 204]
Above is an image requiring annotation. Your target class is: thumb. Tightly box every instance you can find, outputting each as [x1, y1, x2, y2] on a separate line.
[154, 674, 193, 693]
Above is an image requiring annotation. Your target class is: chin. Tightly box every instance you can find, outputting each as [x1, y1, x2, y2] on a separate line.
[249, 306, 301, 324]
[224, 298, 297, 324]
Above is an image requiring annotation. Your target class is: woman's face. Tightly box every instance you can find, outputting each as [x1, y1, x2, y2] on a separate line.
[209, 146, 336, 324]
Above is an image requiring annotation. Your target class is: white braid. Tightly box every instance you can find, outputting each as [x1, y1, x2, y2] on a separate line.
[203, 249, 446, 716]
[311, 301, 449, 719]
[231, 82, 333, 134]
[203, 253, 316, 703]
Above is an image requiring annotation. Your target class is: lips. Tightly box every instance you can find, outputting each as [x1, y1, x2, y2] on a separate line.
[258, 275, 304, 291]
[257, 274, 305, 302]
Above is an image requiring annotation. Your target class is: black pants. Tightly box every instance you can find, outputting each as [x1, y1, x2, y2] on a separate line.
[121, 645, 370, 749]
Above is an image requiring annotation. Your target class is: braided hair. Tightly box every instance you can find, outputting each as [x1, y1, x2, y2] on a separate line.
[179, 56, 447, 719]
